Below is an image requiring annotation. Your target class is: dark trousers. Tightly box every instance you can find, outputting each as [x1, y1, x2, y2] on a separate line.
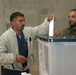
[1, 66, 29, 75]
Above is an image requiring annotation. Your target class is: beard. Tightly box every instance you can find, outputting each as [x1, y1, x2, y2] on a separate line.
[69, 21, 76, 27]
[20, 24, 25, 30]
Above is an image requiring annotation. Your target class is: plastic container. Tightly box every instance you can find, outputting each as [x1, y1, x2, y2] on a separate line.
[38, 36, 76, 75]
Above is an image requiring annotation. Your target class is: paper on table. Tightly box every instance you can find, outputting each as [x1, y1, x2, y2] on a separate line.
[49, 16, 54, 36]
[21, 72, 32, 75]
[21, 72, 27, 75]
[26, 74, 32, 75]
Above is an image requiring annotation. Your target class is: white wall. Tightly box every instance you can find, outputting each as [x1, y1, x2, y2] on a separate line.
[0, 0, 76, 35]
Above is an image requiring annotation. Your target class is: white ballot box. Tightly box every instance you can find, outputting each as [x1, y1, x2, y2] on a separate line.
[37, 36, 76, 75]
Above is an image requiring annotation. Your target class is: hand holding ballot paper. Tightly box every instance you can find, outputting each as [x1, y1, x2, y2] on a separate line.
[49, 15, 55, 36]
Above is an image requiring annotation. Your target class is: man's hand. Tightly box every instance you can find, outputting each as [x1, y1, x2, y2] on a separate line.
[16, 55, 28, 63]
[54, 30, 60, 36]
[47, 15, 55, 22]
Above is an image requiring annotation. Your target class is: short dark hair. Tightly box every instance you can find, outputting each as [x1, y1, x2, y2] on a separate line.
[69, 9, 76, 12]
[10, 12, 24, 22]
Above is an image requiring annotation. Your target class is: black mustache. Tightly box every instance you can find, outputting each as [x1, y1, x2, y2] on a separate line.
[22, 24, 25, 27]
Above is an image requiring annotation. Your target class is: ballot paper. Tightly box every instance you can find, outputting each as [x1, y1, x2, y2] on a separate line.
[49, 15, 54, 36]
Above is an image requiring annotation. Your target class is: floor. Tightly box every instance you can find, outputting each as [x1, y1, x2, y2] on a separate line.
[30, 62, 39, 75]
